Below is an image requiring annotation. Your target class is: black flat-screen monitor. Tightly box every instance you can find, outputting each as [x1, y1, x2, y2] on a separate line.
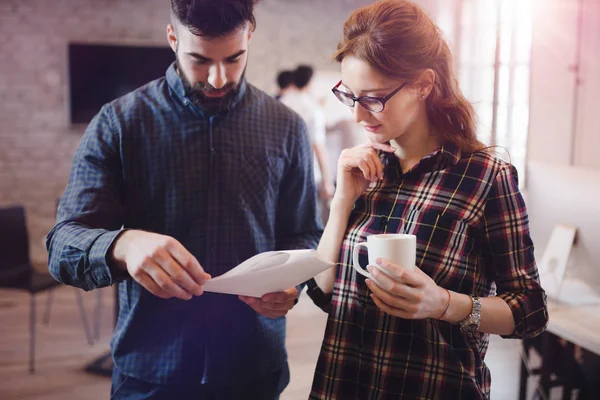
[68, 43, 175, 124]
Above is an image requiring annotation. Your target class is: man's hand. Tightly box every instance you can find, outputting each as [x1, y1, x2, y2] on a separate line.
[110, 230, 210, 300]
[238, 287, 299, 319]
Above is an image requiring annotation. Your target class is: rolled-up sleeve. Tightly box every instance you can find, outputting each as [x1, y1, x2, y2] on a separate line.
[46, 104, 129, 291]
[482, 164, 548, 339]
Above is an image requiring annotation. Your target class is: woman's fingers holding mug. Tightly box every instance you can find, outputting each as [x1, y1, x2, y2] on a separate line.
[366, 280, 419, 313]
[366, 265, 419, 300]
[374, 258, 421, 285]
[369, 291, 419, 319]
[365, 269, 420, 301]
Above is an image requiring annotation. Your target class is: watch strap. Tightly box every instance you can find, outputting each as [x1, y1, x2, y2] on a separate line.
[460, 296, 481, 333]
[305, 278, 332, 313]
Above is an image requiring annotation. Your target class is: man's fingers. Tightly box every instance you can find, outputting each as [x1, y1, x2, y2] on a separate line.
[249, 302, 288, 318]
[135, 270, 172, 299]
[238, 295, 292, 318]
[262, 287, 298, 303]
[141, 260, 192, 300]
[154, 249, 204, 296]
[240, 296, 293, 311]
[261, 299, 296, 311]
[166, 240, 211, 285]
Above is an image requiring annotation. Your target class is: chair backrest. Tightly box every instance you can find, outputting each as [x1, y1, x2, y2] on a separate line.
[0, 205, 31, 270]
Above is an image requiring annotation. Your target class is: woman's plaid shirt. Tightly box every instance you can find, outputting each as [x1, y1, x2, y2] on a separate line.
[310, 144, 548, 399]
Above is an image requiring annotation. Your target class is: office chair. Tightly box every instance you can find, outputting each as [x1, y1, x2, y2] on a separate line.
[0, 204, 94, 373]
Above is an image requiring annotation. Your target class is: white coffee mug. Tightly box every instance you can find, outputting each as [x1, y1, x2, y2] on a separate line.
[352, 234, 417, 282]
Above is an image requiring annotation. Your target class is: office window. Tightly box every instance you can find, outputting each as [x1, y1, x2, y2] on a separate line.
[452, 0, 533, 180]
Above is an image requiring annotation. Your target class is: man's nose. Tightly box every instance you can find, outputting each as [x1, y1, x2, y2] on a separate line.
[208, 64, 227, 89]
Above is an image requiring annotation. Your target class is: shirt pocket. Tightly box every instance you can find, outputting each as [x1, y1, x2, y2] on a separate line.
[400, 208, 475, 291]
[238, 151, 285, 213]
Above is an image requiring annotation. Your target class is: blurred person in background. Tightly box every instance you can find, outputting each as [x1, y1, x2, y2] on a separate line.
[325, 118, 366, 173]
[275, 69, 294, 100]
[306, 0, 548, 398]
[280, 65, 335, 223]
[45, 0, 322, 398]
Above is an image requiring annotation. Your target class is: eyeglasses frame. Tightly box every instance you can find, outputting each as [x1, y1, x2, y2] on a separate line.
[331, 80, 408, 112]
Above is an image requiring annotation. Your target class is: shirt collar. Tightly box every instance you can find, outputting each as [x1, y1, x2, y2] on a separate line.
[165, 62, 248, 116]
[430, 141, 462, 167]
[381, 141, 462, 179]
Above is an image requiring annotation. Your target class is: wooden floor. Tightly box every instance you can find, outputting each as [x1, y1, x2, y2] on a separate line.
[0, 285, 552, 399]
[0, 285, 328, 400]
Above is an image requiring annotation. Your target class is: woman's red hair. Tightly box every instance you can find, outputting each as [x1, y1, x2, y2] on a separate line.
[335, 0, 484, 152]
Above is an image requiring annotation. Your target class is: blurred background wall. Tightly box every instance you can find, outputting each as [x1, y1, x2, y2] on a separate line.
[1, 0, 599, 270]
[0, 0, 376, 265]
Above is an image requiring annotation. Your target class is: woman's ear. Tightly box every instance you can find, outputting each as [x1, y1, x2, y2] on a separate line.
[416, 69, 436, 99]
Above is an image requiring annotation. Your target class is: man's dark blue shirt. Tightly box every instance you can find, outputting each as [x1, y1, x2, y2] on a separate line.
[46, 63, 322, 386]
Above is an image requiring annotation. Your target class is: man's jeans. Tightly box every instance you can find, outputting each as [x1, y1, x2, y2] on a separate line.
[110, 365, 288, 400]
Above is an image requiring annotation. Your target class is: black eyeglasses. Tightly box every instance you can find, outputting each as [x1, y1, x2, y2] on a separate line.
[331, 81, 407, 113]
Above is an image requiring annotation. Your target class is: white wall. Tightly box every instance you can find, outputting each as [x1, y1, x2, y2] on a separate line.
[573, 0, 600, 168]
[528, 0, 600, 169]
[527, 161, 600, 288]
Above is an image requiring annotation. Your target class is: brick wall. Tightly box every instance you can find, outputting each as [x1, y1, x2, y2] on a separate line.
[0, 0, 378, 265]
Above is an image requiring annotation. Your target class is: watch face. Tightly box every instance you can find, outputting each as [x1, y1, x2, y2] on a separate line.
[460, 316, 479, 333]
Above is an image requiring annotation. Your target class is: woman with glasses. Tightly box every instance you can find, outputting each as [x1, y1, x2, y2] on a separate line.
[305, 1, 548, 398]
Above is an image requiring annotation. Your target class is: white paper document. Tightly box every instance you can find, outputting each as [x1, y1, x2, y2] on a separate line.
[203, 249, 335, 297]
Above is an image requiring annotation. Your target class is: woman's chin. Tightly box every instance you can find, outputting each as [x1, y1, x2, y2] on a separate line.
[368, 133, 392, 144]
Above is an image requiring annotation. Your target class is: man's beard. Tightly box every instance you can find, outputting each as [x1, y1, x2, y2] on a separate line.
[175, 58, 244, 115]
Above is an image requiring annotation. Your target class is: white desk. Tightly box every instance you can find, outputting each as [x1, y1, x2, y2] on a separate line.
[546, 299, 600, 356]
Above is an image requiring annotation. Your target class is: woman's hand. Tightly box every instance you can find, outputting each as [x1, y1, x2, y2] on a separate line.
[334, 142, 396, 205]
[365, 258, 449, 320]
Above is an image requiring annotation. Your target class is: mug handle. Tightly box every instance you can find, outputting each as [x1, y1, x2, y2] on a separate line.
[352, 242, 372, 279]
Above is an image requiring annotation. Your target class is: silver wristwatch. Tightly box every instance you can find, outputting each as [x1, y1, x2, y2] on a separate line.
[460, 296, 481, 333]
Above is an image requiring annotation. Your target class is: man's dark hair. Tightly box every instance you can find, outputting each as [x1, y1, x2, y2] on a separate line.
[171, 0, 257, 37]
[276, 70, 294, 90]
[293, 65, 314, 89]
